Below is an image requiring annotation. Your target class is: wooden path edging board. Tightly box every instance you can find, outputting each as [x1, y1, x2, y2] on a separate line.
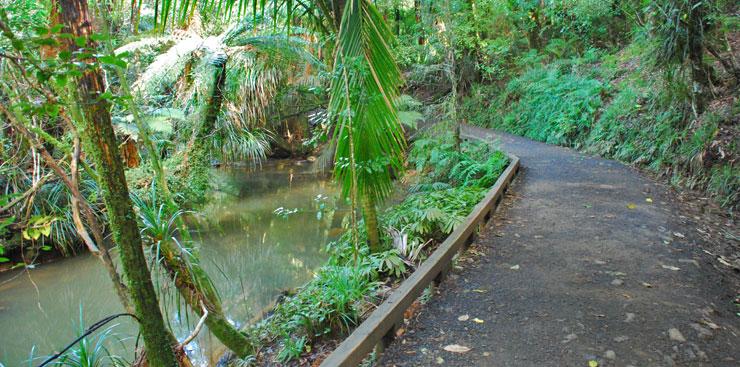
[320, 134, 520, 367]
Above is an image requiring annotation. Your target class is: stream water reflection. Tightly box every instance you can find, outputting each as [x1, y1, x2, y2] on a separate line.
[0, 160, 347, 366]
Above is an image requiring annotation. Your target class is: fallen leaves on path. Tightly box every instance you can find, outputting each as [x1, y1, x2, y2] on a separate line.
[443, 344, 471, 353]
[457, 314, 469, 321]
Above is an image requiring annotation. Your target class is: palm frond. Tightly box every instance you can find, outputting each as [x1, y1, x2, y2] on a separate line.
[329, 0, 406, 204]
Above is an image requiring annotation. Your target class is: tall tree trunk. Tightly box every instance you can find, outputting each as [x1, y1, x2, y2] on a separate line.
[415, 0, 424, 45]
[687, 0, 712, 113]
[443, 0, 461, 151]
[361, 192, 381, 252]
[131, 0, 141, 34]
[57, 1, 179, 366]
[527, 8, 541, 50]
[185, 57, 227, 196]
[178, 57, 257, 358]
[394, 6, 400, 35]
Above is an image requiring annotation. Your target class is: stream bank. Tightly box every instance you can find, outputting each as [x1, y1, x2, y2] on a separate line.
[0, 160, 346, 366]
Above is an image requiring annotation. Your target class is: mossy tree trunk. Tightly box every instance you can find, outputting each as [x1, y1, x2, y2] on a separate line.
[186, 58, 228, 195]
[175, 56, 257, 357]
[58, 1, 179, 366]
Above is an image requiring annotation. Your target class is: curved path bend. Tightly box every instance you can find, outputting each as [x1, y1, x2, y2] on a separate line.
[380, 126, 739, 367]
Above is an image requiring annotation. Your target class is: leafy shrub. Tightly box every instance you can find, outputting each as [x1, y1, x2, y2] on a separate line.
[496, 66, 604, 145]
[408, 135, 508, 188]
[385, 187, 486, 246]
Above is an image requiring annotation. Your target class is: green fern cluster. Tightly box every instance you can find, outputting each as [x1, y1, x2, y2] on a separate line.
[463, 46, 738, 210]
[497, 66, 605, 146]
[385, 186, 486, 242]
[408, 135, 509, 188]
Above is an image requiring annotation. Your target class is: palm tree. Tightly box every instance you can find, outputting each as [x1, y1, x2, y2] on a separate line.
[328, 0, 406, 252]
[127, 0, 406, 253]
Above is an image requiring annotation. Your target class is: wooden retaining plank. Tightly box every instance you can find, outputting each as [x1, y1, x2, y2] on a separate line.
[320, 146, 520, 367]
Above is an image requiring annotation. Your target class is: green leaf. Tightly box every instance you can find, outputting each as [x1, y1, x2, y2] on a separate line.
[75, 36, 87, 47]
[33, 26, 50, 35]
[41, 245, 52, 251]
[89, 33, 110, 42]
[54, 74, 68, 88]
[32, 37, 59, 47]
[45, 103, 60, 117]
[0, 257, 9, 263]
[58, 50, 72, 61]
[11, 39, 24, 51]
[98, 91, 115, 101]
[0, 215, 15, 232]
[98, 54, 127, 69]
[39, 225, 52, 237]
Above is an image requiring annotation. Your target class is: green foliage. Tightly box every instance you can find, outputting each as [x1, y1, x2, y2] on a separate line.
[408, 135, 509, 188]
[276, 335, 307, 363]
[386, 187, 486, 241]
[708, 164, 739, 208]
[329, 0, 407, 204]
[463, 45, 737, 209]
[247, 134, 509, 362]
[386, 135, 508, 256]
[44, 308, 128, 367]
[252, 262, 378, 348]
[130, 185, 186, 249]
[497, 66, 605, 145]
[21, 215, 55, 241]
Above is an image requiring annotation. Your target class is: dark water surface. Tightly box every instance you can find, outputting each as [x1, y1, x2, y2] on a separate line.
[0, 160, 347, 366]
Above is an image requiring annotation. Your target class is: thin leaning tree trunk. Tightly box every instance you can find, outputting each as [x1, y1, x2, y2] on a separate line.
[93, 1, 255, 352]
[57, 1, 179, 366]
[169, 57, 256, 358]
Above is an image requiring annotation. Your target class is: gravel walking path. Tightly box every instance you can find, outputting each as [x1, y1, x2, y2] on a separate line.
[379, 126, 739, 367]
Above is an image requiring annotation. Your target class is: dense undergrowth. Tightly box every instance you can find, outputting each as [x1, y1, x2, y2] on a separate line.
[240, 134, 508, 364]
[459, 43, 738, 212]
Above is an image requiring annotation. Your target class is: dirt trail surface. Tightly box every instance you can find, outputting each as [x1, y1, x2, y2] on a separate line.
[380, 125, 739, 367]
